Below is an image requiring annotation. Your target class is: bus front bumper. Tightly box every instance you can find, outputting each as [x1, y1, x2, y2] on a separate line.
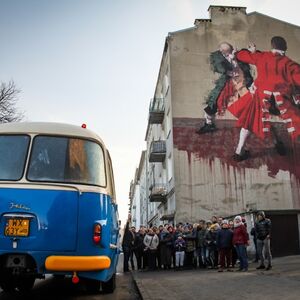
[45, 255, 111, 271]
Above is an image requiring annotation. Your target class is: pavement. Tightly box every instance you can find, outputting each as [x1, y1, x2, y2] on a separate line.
[132, 255, 300, 300]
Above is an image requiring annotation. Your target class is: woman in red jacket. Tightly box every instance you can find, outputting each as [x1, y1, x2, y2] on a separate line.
[232, 216, 249, 271]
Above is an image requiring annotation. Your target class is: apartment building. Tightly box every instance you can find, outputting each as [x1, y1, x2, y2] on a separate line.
[130, 5, 300, 256]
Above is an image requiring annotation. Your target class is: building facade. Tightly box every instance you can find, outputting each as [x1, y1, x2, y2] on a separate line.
[130, 5, 300, 255]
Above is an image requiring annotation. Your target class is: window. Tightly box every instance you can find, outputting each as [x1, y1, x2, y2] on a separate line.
[0, 135, 30, 181]
[167, 154, 173, 181]
[163, 74, 169, 96]
[27, 136, 106, 186]
[165, 108, 171, 138]
[107, 151, 116, 201]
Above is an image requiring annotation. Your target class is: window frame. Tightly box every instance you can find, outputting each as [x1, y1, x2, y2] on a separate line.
[0, 134, 31, 182]
[26, 134, 107, 187]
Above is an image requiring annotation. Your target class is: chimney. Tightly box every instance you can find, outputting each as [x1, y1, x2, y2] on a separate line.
[208, 5, 246, 20]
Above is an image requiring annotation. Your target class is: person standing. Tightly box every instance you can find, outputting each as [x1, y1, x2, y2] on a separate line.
[216, 220, 233, 272]
[250, 225, 259, 263]
[143, 228, 159, 271]
[122, 214, 134, 273]
[255, 211, 272, 270]
[232, 216, 249, 271]
[174, 234, 186, 270]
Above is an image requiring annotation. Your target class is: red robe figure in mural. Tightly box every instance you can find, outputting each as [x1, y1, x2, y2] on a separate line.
[228, 37, 300, 161]
[229, 41, 300, 140]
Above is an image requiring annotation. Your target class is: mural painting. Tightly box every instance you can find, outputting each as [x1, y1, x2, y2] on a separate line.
[196, 36, 300, 163]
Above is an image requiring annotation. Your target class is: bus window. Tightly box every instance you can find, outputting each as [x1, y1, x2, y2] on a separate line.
[27, 136, 106, 186]
[0, 135, 30, 181]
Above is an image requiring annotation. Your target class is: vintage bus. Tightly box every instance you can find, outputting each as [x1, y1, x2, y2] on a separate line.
[0, 122, 119, 293]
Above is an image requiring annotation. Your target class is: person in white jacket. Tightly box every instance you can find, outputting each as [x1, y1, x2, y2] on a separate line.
[143, 228, 159, 270]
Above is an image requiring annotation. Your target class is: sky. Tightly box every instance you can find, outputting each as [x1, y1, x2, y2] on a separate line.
[1, 0, 300, 224]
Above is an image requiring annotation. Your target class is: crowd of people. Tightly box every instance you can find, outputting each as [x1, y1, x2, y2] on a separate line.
[122, 212, 272, 273]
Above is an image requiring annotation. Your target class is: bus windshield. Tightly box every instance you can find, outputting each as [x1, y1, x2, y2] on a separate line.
[0, 135, 30, 181]
[27, 136, 106, 186]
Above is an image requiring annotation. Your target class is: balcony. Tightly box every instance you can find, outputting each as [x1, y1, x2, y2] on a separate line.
[149, 98, 165, 124]
[149, 140, 166, 162]
[149, 184, 168, 202]
[160, 212, 175, 221]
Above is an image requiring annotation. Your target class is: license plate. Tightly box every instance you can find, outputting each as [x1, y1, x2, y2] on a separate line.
[5, 218, 30, 237]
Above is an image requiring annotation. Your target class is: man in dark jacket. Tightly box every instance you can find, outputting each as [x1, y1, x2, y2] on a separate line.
[255, 211, 272, 270]
[216, 220, 233, 272]
[122, 214, 134, 272]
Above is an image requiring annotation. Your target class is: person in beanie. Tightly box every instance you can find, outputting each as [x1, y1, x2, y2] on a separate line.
[232, 216, 249, 271]
[216, 220, 233, 272]
[255, 211, 272, 270]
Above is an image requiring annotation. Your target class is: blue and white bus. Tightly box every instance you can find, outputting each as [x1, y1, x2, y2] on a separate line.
[0, 122, 119, 293]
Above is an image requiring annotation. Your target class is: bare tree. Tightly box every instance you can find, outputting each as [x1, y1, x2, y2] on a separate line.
[0, 80, 24, 123]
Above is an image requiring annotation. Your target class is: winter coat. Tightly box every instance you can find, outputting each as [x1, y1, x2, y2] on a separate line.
[232, 224, 249, 245]
[143, 234, 159, 250]
[122, 221, 134, 249]
[174, 239, 186, 252]
[196, 228, 208, 248]
[216, 228, 233, 249]
[255, 218, 271, 240]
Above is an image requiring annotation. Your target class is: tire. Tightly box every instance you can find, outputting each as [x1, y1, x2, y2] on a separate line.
[17, 277, 35, 293]
[0, 279, 16, 293]
[53, 274, 65, 280]
[102, 273, 116, 294]
[85, 279, 101, 293]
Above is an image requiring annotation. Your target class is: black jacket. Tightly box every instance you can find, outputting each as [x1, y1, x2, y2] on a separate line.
[255, 218, 271, 240]
[122, 221, 134, 249]
[216, 228, 233, 249]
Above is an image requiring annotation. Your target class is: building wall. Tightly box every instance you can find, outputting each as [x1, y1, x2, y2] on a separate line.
[167, 6, 300, 223]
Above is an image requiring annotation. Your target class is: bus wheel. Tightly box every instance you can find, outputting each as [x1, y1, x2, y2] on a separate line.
[0, 279, 16, 293]
[17, 277, 35, 293]
[53, 274, 65, 280]
[102, 273, 116, 294]
[85, 279, 101, 293]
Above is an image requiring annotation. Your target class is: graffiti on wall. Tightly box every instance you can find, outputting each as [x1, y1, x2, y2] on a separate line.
[196, 36, 300, 163]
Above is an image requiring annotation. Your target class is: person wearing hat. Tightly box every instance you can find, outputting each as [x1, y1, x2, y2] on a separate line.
[232, 216, 250, 271]
[255, 211, 272, 270]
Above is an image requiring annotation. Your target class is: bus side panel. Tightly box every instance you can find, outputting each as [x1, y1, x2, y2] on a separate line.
[76, 192, 119, 282]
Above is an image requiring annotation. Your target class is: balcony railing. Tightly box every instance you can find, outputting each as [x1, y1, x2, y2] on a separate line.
[149, 98, 165, 124]
[149, 184, 168, 202]
[149, 140, 166, 162]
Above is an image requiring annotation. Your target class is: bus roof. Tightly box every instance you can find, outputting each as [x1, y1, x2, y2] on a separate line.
[0, 122, 105, 145]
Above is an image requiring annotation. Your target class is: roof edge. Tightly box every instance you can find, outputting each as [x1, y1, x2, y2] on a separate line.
[248, 11, 300, 29]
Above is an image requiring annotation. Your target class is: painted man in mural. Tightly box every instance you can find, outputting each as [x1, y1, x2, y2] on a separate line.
[196, 42, 253, 134]
[228, 36, 300, 161]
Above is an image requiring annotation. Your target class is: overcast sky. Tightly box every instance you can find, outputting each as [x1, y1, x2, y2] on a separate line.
[1, 0, 299, 224]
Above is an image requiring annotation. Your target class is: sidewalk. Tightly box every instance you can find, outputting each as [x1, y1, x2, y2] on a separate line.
[132, 255, 300, 300]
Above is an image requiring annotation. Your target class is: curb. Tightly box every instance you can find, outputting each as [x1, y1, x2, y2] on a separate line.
[131, 273, 149, 300]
